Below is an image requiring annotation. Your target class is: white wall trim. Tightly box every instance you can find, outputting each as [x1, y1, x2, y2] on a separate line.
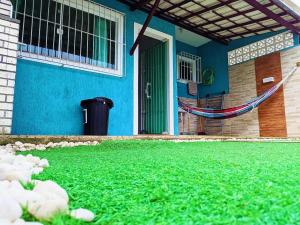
[18, 54, 123, 77]
[133, 22, 174, 135]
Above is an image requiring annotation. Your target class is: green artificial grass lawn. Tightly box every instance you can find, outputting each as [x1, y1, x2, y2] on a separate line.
[22, 141, 300, 225]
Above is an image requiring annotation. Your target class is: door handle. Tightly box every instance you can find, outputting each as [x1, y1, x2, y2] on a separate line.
[145, 82, 151, 99]
[83, 109, 87, 124]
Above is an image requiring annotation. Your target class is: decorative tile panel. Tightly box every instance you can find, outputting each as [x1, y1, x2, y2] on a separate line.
[228, 32, 294, 66]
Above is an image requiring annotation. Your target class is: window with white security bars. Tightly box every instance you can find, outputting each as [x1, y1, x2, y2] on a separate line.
[177, 52, 202, 83]
[11, 0, 125, 76]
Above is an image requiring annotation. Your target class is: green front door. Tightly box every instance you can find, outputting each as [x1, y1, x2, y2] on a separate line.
[141, 41, 167, 134]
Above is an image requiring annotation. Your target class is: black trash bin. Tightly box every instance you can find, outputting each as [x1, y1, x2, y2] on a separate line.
[80, 97, 113, 135]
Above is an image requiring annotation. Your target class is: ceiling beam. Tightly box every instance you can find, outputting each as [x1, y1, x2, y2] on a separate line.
[196, 2, 274, 28]
[130, 0, 161, 55]
[271, 0, 300, 21]
[117, 0, 229, 45]
[225, 3, 271, 34]
[156, 0, 191, 15]
[223, 20, 298, 39]
[178, 0, 238, 22]
[211, 10, 248, 38]
[130, 0, 152, 11]
[244, 0, 300, 34]
[208, 12, 287, 34]
[195, 1, 250, 38]
[175, 0, 242, 38]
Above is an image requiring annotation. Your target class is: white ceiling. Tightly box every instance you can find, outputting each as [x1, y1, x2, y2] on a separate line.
[175, 26, 211, 47]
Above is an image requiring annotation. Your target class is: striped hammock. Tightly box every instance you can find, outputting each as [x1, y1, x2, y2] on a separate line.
[179, 63, 299, 120]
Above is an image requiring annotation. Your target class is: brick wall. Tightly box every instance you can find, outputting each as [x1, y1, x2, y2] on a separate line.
[223, 60, 260, 137]
[222, 49, 300, 138]
[281, 46, 300, 137]
[178, 97, 199, 134]
[0, 0, 11, 17]
[0, 2, 19, 134]
[198, 96, 224, 135]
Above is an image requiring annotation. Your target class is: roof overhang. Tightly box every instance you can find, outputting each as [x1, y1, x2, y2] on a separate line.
[118, 0, 300, 46]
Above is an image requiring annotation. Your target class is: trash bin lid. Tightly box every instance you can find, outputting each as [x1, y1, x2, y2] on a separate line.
[81, 97, 113, 109]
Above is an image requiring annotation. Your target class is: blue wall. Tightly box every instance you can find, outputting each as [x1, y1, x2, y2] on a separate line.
[12, 0, 179, 135]
[176, 41, 199, 100]
[176, 41, 198, 55]
[197, 31, 298, 98]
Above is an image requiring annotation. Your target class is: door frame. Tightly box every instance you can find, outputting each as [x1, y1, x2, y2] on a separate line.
[133, 22, 174, 135]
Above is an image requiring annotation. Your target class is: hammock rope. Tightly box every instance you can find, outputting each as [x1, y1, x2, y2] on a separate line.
[179, 63, 300, 120]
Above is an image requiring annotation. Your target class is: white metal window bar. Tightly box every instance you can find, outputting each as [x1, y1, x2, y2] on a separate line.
[177, 52, 202, 83]
[11, 0, 126, 76]
[228, 32, 294, 66]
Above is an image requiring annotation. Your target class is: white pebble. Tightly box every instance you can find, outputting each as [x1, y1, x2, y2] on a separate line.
[70, 208, 95, 222]
[0, 219, 12, 225]
[11, 219, 26, 225]
[0, 194, 22, 222]
[18, 148, 27, 152]
[14, 142, 23, 147]
[28, 197, 68, 221]
[0, 141, 96, 224]
[38, 159, 49, 168]
[14, 219, 44, 225]
[26, 155, 40, 165]
[9, 181, 24, 192]
[31, 167, 44, 175]
[23, 222, 44, 225]
[11, 189, 44, 208]
[33, 180, 69, 203]
[46, 142, 54, 148]
[0, 154, 15, 164]
[0, 216, 44, 225]
[36, 146, 46, 151]
[4, 170, 31, 183]
[0, 180, 10, 190]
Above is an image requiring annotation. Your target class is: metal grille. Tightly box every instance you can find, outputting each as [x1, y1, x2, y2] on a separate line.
[11, 0, 126, 76]
[177, 51, 202, 83]
[228, 32, 294, 66]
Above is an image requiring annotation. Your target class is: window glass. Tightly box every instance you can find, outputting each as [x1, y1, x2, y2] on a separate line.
[179, 61, 193, 81]
[12, 0, 122, 72]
